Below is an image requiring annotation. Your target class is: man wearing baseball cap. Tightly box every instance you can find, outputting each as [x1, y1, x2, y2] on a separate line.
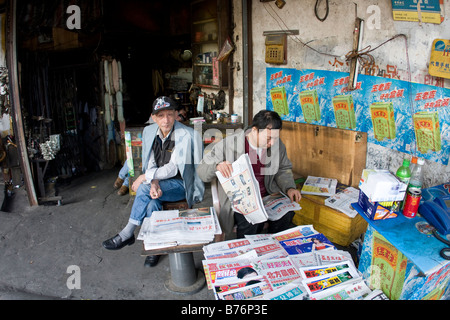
[102, 96, 205, 267]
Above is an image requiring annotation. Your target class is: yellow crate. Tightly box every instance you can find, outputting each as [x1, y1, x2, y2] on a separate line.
[293, 192, 368, 247]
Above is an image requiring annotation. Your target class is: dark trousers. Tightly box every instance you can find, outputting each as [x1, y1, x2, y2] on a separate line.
[234, 211, 295, 239]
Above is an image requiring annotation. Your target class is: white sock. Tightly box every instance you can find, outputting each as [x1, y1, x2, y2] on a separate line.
[118, 222, 137, 241]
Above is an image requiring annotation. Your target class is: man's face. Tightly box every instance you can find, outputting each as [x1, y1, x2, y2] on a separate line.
[152, 109, 176, 136]
[254, 127, 280, 149]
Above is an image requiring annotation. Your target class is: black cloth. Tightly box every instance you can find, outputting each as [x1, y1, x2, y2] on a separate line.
[234, 211, 295, 239]
[151, 131, 181, 180]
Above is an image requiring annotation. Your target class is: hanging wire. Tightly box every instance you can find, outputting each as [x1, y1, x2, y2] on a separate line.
[261, 2, 416, 154]
[315, 0, 329, 22]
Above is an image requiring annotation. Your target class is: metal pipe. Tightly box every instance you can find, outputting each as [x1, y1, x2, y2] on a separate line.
[5, 0, 38, 206]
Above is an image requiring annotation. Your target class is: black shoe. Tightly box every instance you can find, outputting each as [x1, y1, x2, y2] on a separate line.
[102, 234, 135, 250]
[144, 255, 160, 267]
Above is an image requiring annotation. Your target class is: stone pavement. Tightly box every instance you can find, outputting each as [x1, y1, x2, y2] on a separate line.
[0, 168, 215, 300]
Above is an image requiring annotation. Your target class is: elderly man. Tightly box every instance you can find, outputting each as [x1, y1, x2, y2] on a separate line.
[103, 96, 204, 267]
[197, 110, 301, 239]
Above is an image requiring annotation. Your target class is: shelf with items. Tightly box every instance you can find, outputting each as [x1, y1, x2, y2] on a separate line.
[191, 0, 230, 89]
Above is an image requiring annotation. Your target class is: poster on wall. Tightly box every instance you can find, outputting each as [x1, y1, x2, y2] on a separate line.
[266, 67, 450, 165]
[391, 0, 444, 24]
[429, 39, 450, 79]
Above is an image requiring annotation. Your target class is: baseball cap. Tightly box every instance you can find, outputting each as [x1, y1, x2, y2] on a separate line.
[152, 96, 177, 115]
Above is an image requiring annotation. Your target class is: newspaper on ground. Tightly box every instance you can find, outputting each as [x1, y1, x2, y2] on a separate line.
[324, 186, 360, 218]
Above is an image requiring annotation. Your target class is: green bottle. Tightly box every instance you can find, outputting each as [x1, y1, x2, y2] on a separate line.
[396, 158, 411, 184]
[393, 158, 411, 212]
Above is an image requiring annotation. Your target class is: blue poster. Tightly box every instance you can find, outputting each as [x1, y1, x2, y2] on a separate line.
[266, 68, 450, 165]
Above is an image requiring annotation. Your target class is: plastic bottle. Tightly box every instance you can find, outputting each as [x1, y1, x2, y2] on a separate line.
[408, 157, 425, 190]
[409, 156, 418, 176]
[396, 158, 411, 185]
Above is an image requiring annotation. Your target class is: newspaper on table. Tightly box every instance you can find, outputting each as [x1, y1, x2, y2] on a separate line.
[201, 225, 387, 300]
[213, 275, 273, 300]
[244, 233, 272, 244]
[278, 233, 336, 255]
[202, 250, 259, 290]
[252, 257, 302, 288]
[203, 238, 252, 254]
[216, 154, 301, 224]
[263, 280, 309, 300]
[311, 280, 372, 300]
[272, 225, 318, 242]
[301, 176, 337, 196]
[303, 267, 362, 296]
[138, 207, 221, 250]
[324, 186, 360, 218]
[248, 239, 288, 259]
[216, 276, 273, 300]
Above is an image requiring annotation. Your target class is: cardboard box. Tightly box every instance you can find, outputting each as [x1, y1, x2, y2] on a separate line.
[359, 169, 407, 202]
[357, 189, 398, 220]
[293, 184, 368, 246]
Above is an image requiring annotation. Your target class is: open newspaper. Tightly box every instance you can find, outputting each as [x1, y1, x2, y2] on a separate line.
[216, 153, 301, 224]
[138, 207, 221, 250]
[324, 186, 360, 218]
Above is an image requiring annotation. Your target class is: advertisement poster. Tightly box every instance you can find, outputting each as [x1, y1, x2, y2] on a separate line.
[429, 39, 450, 79]
[391, 0, 444, 24]
[266, 67, 450, 165]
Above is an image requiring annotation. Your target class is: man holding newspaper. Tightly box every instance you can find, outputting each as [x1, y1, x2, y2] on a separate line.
[198, 110, 301, 239]
[102, 96, 204, 267]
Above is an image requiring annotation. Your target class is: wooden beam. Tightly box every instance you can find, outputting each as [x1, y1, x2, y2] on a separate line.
[6, 0, 39, 206]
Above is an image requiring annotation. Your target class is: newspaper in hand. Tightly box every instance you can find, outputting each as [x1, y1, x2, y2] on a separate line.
[216, 154, 301, 225]
[215, 153, 268, 224]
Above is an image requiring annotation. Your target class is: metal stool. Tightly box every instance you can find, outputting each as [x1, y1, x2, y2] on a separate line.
[142, 199, 206, 294]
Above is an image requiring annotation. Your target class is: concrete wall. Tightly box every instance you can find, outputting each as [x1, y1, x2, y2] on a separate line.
[230, 0, 450, 188]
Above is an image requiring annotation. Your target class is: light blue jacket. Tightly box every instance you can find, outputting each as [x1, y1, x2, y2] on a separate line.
[141, 121, 205, 208]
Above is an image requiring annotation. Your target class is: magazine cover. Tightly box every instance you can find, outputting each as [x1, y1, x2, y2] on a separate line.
[278, 233, 335, 255]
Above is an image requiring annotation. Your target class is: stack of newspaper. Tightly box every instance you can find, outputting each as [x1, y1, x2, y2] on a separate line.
[138, 207, 222, 250]
[201, 225, 389, 300]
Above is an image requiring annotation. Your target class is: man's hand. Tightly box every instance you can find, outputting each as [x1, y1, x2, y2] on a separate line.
[216, 161, 233, 178]
[150, 180, 162, 199]
[131, 174, 146, 192]
[287, 188, 302, 203]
